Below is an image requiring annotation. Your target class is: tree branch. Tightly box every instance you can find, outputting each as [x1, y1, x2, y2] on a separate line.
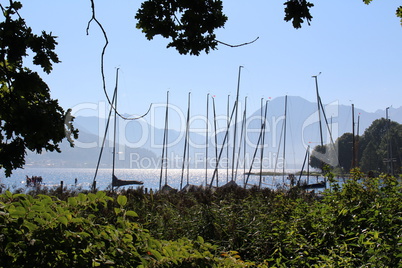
[216, 36, 259, 48]
[86, 0, 152, 121]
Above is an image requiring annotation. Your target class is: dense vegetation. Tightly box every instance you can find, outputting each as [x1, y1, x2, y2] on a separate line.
[311, 118, 402, 175]
[1, 169, 401, 267]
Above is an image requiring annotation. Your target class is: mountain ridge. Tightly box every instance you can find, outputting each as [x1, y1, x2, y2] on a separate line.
[25, 96, 402, 169]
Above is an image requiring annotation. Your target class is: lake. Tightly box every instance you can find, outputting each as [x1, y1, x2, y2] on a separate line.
[0, 168, 326, 192]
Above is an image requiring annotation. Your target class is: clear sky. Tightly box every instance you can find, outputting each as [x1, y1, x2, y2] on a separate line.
[19, 0, 402, 130]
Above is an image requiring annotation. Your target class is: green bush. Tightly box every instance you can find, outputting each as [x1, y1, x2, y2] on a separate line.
[119, 172, 402, 267]
[0, 191, 253, 267]
[2, 170, 401, 267]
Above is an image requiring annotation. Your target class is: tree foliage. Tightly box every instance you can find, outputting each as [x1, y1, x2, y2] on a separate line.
[0, 1, 78, 177]
[134, 0, 315, 55]
[135, 0, 402, 55]
[359, 118, 402, 174]
[284, 0, 314, 29]
[311, 118, 402, 175]
[310, 145, 327, 171]
[335, 132, 354, 172]
[135, 0, 228, 56]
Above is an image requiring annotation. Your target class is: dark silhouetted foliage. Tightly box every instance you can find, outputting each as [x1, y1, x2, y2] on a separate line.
[0, 1, 78, 177]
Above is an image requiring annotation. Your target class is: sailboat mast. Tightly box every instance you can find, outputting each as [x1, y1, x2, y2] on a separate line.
[235, 96, 247, 182]
[159, 91, 169, 190]
[165, 92, 169, 185]
[205, 93, 209, 186]
[282, 95, 288, 182]
[356, 114, 360, 168]
[352, 104, 356, 169]
[92, 82, 117, 191]
[245, 101, 268, 188]
[112, 69, 119, 186]
[227, 94, 230, 182]
[243, 97, 247, 184]
[212, 96, 219, 186]
[232, 66, 243, 181]
[299, 145, 310, 183]
[180, 92, 191, 190]
[259, 98, 264, 187]
[259, 100, 269, 188]
[186, 102, 190, 186]
[209, 101, 237, 188]
[313, 74, 324, 147]
[307, 147, 310, 184]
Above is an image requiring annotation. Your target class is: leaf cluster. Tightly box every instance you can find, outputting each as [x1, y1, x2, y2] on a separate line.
[135, 0, 227, 55]
[284, 0, 314, 29]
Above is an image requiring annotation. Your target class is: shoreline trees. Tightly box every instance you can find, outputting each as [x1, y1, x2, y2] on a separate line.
[311, 118, 402, 175]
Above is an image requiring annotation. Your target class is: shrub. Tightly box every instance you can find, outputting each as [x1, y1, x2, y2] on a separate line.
[0, 191, 253, 267]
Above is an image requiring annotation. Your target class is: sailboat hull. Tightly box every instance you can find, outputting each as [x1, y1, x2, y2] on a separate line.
[112, 175, 143, 187]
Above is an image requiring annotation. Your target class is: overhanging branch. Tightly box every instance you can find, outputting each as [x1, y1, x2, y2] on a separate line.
[86, 0, 152, 121]
[216, 36, 259, 48]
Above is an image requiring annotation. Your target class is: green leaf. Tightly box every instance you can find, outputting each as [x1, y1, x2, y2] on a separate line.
[78, 232, 91, 238]
[96, 191, 106, 199]
[125, 210, 138, 217]
[114, 207, 122, 215]
[78, 193, 87, 202]
[23, 220, 37, 231]
[38, 194, 53, 205]
[197, 236, 204, 243]
[68, 197, 78, 206]
[5, 190, 12, 199]
[34, 217, 47, 225]
[117, 195, 127, 207]
[373, 231, 379, 239]
[31, 204, 46, 212]
[70, 218, 83, 224]
[88, 193, 96, 201]
[122, 234, 133, 243]
[58, 216, 68, 226]
[12, 194, 26, 200]
[149, 249, 163, 261]
[10, 206, 26, 218]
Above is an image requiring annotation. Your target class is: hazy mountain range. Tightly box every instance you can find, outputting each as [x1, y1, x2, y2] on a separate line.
[26, 96, 402, 169]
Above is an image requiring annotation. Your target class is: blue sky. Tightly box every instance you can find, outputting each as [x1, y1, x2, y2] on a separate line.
[19, 0, 402, 130]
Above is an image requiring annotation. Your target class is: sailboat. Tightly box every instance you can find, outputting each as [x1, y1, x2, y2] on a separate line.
[222, 66, 243, 188]
[92, 69, 143, 190]
[298, 73, 334, 189]
[111, 71, 143, 189]
[112, 175, 143, 187]
[244, 100, 268, 188]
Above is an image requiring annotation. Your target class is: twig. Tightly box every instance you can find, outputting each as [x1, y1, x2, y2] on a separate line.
[216, 36, 259, 48]
[86, 0, 152, 121]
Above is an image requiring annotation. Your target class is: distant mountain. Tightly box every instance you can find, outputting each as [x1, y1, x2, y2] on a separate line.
[243, 96, 402, 169]
[25, 128, 158, 169]
[25, 96, 402, 170]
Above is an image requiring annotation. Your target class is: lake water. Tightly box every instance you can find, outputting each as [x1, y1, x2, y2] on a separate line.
[0, 168, 327, 192]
